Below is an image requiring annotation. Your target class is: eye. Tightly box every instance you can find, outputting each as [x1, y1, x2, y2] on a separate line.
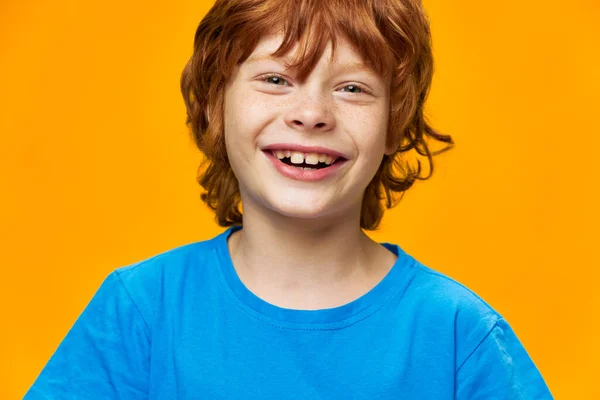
[339, 84, 366, 94]
[259, 73, 289, 86]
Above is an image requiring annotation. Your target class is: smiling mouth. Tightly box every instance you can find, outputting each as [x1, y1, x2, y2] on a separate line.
[269, 150, 345, 170]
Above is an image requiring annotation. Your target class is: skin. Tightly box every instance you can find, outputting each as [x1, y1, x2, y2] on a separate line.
[224, 32, 399, 310]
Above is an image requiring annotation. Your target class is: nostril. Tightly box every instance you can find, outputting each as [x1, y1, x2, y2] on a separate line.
[293, 120, 303, 126]
[315, 122, 326, 128]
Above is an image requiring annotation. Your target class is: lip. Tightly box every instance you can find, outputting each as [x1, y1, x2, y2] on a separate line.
[262, 143, 349, 159]
[263, 150, 347, 182]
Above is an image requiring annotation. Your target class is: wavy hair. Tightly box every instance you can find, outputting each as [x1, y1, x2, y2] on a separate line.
[181, 0, 454, 230]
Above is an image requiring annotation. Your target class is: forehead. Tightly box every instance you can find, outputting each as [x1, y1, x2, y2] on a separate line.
[244, 33, 375, 74]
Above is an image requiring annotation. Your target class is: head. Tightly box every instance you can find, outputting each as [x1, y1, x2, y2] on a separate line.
[181, 0, 454, 230]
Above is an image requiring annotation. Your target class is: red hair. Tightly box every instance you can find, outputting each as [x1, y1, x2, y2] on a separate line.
[181, 0, 454, 230]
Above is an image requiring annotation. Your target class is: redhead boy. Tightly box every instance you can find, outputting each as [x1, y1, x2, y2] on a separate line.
[25, 0, 553, 398]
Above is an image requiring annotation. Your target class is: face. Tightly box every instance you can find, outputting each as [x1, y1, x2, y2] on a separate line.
[223, 33, 393, 223]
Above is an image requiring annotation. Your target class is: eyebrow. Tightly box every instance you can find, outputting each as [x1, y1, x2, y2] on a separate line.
[245, 54, 293, 65]
[246, 55, 373, 75]
[332, 61, 373, 75]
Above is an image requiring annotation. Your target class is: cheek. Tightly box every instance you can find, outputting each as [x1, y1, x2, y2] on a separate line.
[341, 105, 389, 155]
[224, 89, 246, 138]
[224, 89, 273, 143]
[223, 90, 250, 171]
[223, 87, 277, 175]
[224, 91, 255, 154]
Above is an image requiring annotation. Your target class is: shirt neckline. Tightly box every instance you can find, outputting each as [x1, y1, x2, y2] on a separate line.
[213, 225, 416, 330]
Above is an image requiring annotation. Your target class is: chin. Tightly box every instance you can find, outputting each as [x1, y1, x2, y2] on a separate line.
[270, 201, 329, 219]
[263, 193, 336, 220]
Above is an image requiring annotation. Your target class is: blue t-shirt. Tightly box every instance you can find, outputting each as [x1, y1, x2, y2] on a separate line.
[25, 226, 553, 399]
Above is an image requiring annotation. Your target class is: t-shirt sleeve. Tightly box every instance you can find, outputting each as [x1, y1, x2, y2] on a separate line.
[24, 271, 150, 400]
[455, 318, 553, 399]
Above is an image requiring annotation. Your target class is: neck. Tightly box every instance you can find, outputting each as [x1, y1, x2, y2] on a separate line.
[227, 198, 396, 309]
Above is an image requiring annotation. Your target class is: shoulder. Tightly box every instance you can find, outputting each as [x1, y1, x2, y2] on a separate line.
[407, 261, 501, 320]
[393, 250, 504, 367]
[114, 232, 221, 285]
[108, 230, 228, 330]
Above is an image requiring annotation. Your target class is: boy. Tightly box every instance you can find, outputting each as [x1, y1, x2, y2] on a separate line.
[25, 0, 554, 398]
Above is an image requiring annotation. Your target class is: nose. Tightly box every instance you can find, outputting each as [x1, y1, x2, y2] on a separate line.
[284, 95, 336, 132]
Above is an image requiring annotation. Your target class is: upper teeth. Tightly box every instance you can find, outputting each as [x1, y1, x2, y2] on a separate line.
[273, 150, 337, 165]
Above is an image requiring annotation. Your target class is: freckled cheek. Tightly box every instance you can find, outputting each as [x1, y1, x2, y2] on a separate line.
[224, 98, 250, 162]
[341, 107, 389, 153]
[225, 92, 276, 166]
[225, 97, 255, 138]
[228, 92, 279, 135]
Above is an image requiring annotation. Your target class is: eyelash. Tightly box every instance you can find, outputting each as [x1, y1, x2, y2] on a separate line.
[257, 73, 371, 95]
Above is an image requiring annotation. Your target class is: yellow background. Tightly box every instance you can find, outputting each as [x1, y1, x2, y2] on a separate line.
[1, 0, 598, 398]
